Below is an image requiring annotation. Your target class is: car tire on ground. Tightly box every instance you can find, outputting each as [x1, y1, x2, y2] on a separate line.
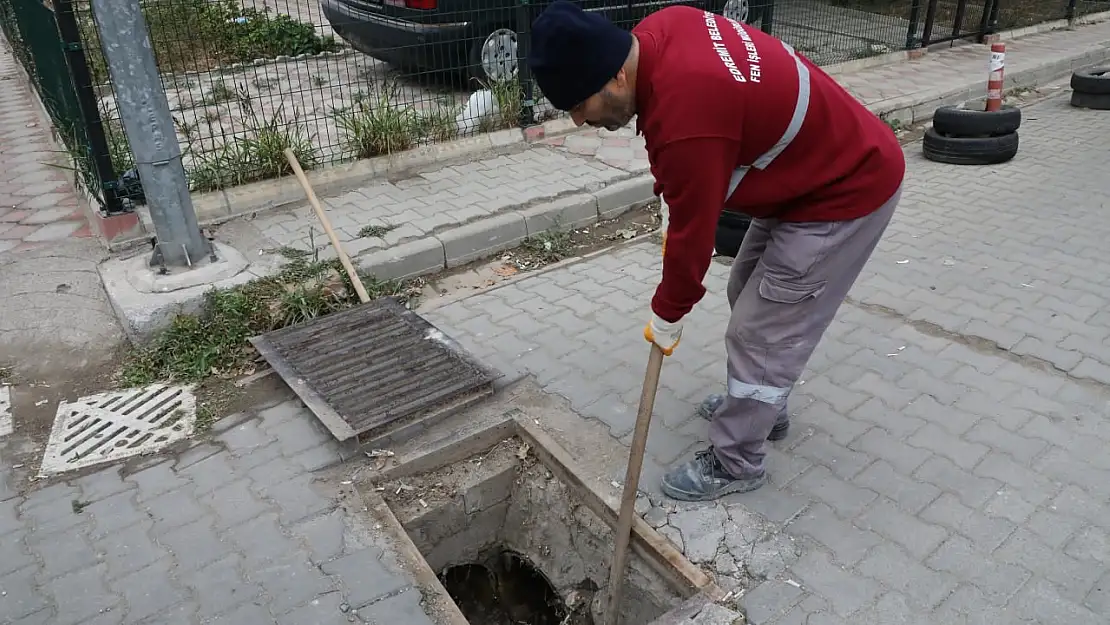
[932, 104, 1022, 137]
[922, 127, 1019, 165]
[714, 211, 751, 258]
[1070, 67, 1110, 95]
[1070, 90, 1110, 111]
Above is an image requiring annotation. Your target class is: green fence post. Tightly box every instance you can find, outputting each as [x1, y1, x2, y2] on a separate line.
[515, 0, 536, 128]
[53, 0, 124, 215]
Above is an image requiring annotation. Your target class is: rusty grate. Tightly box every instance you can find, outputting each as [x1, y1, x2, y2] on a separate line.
[251, 297, 499, 442]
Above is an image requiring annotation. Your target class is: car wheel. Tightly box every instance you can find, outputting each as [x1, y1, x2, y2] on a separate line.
[922, 127, 1018, 165]
[932, 104, 1021, 137]
[1070, 67, 1110, 95]
[469, 27, 518, 84]
[716, 0, 763, 25]
[1070, 90, 1110, 110]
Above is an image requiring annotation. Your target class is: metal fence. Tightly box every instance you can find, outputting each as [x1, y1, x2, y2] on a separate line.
[3, 0, 1104, 206]
[0, 0, 122, 212]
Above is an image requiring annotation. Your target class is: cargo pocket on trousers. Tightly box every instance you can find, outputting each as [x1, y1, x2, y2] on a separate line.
[757, 272, 826, 304]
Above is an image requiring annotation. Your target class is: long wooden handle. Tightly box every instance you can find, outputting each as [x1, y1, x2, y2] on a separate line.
[283, 148, 371, 304]
[603, 343, 666, 625]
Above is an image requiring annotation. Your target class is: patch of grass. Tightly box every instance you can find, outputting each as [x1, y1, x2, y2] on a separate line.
[477, 78, 524, 132]
[194, 402, 218, 433]
[79, 0, 340, 83]
[333, 82, 418, 158]
[358, 223, 397, 238]
[200, 81, 236, 106]
[413, 106, 459, 142]
[275, 245, 312, 260]
[187, 94, 317, 192]
[519, 228, 574, 265]
[174, 115, 199, 143]
[252, 76, 280, 91]
[121, 256, 423, 385]
[333, 82, 461, 158]
[882, 117, 903, 132]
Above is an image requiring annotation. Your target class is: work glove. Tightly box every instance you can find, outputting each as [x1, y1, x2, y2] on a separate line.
[644, 313, 682, 356]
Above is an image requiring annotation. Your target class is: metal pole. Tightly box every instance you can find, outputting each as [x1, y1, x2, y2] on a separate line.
[906, 0, 923, 50]
[977, 0, 994, 41]
[515, 0, 536, 128]
[52, 0, 124, 216]
[89, 0, 210, 268]
[987, 0, 1001, 35]
[950, 0, 968, 40]
[760, 0, 775, 34]
[921, 0, 939, 48]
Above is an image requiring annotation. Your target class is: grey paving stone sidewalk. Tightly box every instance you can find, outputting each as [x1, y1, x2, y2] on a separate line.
[853, 95, 1110, 382]
[421, 92, 1110, 624]
[0, 393, 431, 625]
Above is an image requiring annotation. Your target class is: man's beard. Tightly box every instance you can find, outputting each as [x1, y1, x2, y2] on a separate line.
[592, 89, 632, 130]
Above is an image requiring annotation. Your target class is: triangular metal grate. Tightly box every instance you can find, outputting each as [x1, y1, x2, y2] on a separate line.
[39, 384, 197, 476]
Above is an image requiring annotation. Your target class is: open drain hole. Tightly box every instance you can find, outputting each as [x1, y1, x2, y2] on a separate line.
[377, 435, 689, 625]
[440, 550, 585, 625]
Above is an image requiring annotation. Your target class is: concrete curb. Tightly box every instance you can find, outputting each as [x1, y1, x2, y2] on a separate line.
[353, 176, 656, 281]
[102, 176, 659, 343]
[178, 117, 580, 228]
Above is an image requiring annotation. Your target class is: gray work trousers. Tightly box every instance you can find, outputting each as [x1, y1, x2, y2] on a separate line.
[709, 186, 902, 478]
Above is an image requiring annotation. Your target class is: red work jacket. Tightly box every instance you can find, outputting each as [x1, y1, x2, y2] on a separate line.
[634, 6, 906, 322]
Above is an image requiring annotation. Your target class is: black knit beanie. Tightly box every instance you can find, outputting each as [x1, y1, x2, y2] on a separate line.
[528, 1, 634, 111]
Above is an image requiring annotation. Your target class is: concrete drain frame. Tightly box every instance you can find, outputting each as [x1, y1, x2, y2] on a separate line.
[353, 410, 727, 625]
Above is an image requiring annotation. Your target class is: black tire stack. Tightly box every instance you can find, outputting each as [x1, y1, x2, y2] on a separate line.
[1070, 67, 1110, 110]
[922, 104, 1021, 165]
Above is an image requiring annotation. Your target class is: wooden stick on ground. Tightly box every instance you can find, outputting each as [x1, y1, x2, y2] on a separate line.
[603, 343, 666, 625]
[283, 148, 370, 304]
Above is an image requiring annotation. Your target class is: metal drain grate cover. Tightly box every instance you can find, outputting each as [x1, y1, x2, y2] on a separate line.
[39, 384, 197, 476]
[250, 297, 499, 442]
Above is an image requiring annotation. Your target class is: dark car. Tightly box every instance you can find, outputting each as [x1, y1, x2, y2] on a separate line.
[321, 0, 770, 84]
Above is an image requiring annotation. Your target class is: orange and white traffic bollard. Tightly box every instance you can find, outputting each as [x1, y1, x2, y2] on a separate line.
[986, 42, 1005, 111]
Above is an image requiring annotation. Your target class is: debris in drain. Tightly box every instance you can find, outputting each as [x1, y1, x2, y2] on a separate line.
[439, 550, 591, 625]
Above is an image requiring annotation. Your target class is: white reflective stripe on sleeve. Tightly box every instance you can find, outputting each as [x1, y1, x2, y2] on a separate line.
[724, 41, 812, 203]
[726, 166, 750, 201]
[752, 42, 812, 170]
[727, 377, 791, 405]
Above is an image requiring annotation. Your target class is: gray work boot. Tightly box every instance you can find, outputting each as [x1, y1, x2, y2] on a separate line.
[697, 393, 790, 441]
[661, 446, 767, 502]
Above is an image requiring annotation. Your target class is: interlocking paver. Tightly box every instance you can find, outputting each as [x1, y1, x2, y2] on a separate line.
[0, 399, 433, 624]
[0, 44, 87, 255]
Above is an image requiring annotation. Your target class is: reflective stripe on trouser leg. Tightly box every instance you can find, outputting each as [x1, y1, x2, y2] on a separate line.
[709, 186, 903, 478]
[727, 378, 790, 405]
